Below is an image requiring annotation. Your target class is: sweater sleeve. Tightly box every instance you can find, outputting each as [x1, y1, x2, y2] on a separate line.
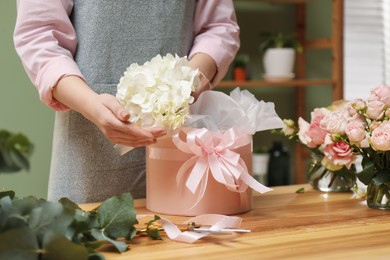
[13, 0, 83, 111]
[190, 0, 240, 86]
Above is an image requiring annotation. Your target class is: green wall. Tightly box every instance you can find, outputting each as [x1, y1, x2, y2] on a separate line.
[0, 1, 54, 199]
[0, 1, 332, 197]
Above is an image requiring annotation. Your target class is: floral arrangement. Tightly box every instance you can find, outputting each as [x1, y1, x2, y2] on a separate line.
[321, 85, 390, 208]
[281, 100, 357, 168]
[116, 53, 199, 131]
[281, 84, 390, 208]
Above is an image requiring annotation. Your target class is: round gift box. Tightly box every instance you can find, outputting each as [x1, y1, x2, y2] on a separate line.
[146, 133, 253, 216]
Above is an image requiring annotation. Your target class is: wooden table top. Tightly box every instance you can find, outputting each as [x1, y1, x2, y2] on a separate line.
[81, 184, 390, 259]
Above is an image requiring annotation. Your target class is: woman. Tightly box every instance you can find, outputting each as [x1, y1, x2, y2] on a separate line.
[14, 0, 240, 203]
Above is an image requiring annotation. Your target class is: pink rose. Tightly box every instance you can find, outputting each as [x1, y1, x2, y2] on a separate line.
[369, 121, 390, 151]
[322, 141, 356, 170]
[328, 100, 348, 111]
[298, 117, 327, 148]
[350, 98, 366, 112]
[320, 110, 349, 134]
[370, 121, 382, 131]
[369, 85, 390, 106]
[359, 133, 370, 148]
[311, 108, 329, 124]
[282, 119, 296, 136]
[345, 121, 366, 144]
[366, 100, 385, 120]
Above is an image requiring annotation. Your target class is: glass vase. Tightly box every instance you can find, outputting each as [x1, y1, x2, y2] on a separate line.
[308, 153, 356, 192]
[366, 170, 390, 210]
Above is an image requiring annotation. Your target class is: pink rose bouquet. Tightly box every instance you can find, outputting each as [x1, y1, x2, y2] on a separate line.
[328, 85, 390, 208]
[277, 100, 357, 192]
[317, 84, 390, 209]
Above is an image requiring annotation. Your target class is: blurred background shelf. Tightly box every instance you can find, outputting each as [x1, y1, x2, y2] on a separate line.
[217, 79, 334, 88]
[229, 0, 344, 184]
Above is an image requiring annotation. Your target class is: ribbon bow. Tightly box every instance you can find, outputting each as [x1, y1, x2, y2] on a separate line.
[172, 127, 272, 209]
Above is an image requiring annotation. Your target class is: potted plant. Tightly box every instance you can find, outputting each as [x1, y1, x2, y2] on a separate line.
[258, 32, 303, 81]
[0, 129, 33, 173]
[252, 145, 270, 185]
[232, 53, 250, 81]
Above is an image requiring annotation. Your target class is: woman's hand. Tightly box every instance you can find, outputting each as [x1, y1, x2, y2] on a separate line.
[189, 53, 216, 100]
[89, 94, 166, 147]
[53, 76, 166, 147]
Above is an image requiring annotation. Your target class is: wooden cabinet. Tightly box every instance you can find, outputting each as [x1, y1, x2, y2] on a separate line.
[217, 0, 344, 183]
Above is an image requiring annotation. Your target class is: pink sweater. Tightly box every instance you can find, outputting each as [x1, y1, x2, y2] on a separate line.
[14, 0, 240, 111]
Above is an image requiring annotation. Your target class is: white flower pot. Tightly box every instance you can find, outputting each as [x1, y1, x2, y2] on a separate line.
[262, 48, 295, 80]
[252, 153, 270, 185]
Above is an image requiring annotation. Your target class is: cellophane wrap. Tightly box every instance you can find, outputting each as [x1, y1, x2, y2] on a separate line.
[146, 88, 284, 216]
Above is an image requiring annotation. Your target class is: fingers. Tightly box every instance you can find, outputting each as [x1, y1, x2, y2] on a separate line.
[144, 127, 167, 138]
[100, 93, 130, 121]
[105, 123, 156, 145]
[95, 94, 168, 147]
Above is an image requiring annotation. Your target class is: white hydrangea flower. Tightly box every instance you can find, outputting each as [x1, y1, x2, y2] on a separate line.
[116, 54, 199, 130]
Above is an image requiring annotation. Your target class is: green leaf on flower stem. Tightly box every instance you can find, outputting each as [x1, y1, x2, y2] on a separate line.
[0, 226, 39, 260]
[295, 187, 305, 193]
[146, 215, 162, 240]
[357, 160, 376, 185]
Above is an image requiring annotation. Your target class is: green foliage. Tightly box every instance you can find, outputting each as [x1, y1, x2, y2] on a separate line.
[146, 215, 162, 240]
[233, 53, 250, 68]
[258, 32, 303, 54]
[356, 159, 376, 185]
[0, 129, 33, 173]
[0, 191, 152, 260]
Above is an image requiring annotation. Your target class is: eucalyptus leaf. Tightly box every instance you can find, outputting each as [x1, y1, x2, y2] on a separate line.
[87, 252, 106, 260]
[42, 230, 89, 260]
[65, 210, 94, 242]
[59, 197, 82, 210]
[90, 228, 128, 253]
[0, 226, 39, 260]
[13, 196, 45, 216]
[94, 193, 137, 239]
[28, 201, 75, 243]
[126, 226, 138, 241]
[0, 190, 15, 200]
[0, 216, 27, 234]
[0, 191, 145, 258]
[0, 194, 13, 209]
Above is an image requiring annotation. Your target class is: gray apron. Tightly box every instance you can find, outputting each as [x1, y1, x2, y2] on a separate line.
[47, 0, 195, 203]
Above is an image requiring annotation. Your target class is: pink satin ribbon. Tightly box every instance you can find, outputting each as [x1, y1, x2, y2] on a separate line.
[137, 214, 243, 243]
[172, 127, 272, 209]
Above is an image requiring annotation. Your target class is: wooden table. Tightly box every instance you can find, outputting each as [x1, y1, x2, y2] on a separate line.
[82, 184, 390, 259]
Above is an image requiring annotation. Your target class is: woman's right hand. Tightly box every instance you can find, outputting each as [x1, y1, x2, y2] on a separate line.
[53, 76, 166, 147]
[90, 93, 166, 147]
